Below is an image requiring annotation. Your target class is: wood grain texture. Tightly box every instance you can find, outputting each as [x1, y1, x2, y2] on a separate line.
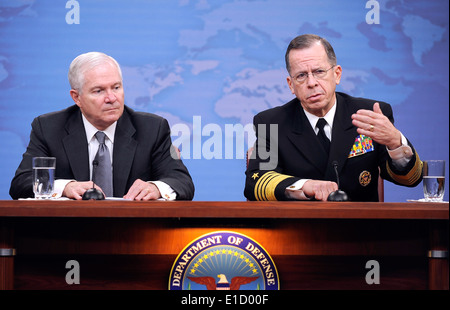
[0, 200, 448, 219]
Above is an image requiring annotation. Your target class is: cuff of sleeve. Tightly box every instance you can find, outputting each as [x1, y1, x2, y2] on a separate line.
[285, 179, 312, 200]
[149, 181, 177, 201]
[53, 179, 75, 198]
[387, 133, 413, 168]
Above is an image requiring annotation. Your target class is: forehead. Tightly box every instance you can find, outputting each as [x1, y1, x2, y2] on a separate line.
[83, 62, 121, 87]
[289, 43, 329, 70]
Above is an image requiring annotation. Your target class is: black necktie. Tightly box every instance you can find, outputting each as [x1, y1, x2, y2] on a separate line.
[94, 131, 113, 197]
[316, 118, 330, 154]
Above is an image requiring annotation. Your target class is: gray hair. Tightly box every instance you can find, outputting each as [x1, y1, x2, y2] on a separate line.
[68, 52, 123, 92]
[285, 34, 337, 74]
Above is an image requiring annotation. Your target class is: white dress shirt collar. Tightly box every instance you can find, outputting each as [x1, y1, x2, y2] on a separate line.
[81, 114, 117, 144]
[303, 95, 337, 140]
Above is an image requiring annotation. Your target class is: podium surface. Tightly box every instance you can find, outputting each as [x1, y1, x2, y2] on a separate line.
[1, 200, 448, 290]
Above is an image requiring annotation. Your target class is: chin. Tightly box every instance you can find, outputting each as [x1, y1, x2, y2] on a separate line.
[304, 101, 325, 111]
[98, 115, 121, 129]
[105, 108, 122, 118]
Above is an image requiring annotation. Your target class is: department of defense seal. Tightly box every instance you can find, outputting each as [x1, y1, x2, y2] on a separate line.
[169, 231, 279, 290]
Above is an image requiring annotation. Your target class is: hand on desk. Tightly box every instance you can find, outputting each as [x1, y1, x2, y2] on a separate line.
[63, 181, 103, 200]
[287, 180, 338, 202]
[63, 179, 161, 201]
[123, 179, 161, 201]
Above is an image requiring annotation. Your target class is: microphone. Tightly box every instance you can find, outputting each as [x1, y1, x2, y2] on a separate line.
[82, 160, 105, 200]
[327, 160, 349, 202]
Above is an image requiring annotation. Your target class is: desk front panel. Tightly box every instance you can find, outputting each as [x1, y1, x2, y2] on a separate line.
[12, 217, 430, 290]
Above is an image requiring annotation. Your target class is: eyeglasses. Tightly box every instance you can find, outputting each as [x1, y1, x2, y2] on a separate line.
[292, 66, 335, 83]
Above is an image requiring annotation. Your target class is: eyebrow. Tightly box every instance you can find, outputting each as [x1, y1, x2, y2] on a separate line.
[89, 81, 122, 91]
[294, 66, 325, 77]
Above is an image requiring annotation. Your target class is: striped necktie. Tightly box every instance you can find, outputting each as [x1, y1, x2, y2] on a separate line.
[93, 131, 113, 197]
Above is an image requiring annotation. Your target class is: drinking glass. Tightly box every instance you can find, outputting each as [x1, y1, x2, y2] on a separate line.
[32, 157, 56, 199]
[423, 160, 445, 202]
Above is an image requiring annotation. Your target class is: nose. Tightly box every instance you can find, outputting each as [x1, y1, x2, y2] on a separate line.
[104, 89, 117, 103]
[305, 73, 318, 87]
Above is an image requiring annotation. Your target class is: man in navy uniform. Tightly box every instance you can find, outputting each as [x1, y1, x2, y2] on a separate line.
[245, 34, 422, 202]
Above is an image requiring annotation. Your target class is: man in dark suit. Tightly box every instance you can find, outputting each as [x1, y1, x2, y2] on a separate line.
[10, 52, 194, 200]
[244, 34, 422, 202]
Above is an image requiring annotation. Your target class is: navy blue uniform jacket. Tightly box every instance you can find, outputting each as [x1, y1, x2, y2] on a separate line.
[244, 92, 422, 202]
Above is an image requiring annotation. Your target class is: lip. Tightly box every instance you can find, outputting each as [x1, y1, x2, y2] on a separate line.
[308, 93, 323, 100]
[104, 107, 119, 112]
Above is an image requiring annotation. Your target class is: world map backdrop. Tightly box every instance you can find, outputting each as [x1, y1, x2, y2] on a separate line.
[0, 0, 448, 201]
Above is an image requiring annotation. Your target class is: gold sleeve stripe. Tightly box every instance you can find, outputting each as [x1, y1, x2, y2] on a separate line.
[386, 151, 423, 185]
[254, 171, 292, 201]
[254, 172, 273, 201]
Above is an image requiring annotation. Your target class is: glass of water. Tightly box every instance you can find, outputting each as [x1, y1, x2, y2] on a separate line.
[423, 160, 445, 202]
[32, 157, 56, 199]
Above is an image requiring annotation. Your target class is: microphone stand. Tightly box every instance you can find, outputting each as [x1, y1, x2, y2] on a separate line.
[82, 160, 105, 200]
[327, 161, 349, 202]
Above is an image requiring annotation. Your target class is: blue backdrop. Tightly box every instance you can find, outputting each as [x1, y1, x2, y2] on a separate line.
[1, 0, 448, 201]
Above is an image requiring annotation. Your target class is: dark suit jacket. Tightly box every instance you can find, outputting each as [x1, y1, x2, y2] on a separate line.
[10, 105, 195, 200]
[244, 92, 423, 202]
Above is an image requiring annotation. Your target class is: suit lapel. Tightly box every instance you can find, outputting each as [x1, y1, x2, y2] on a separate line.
[285, 95, 359, 179]
[62, 109, 90, 181]
[326, 93, 358, 179]
[113, 110, 137, 196]
[286, 100, 328, 175]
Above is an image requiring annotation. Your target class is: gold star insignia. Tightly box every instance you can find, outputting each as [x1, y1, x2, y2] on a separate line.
[251, 173, 259, 180]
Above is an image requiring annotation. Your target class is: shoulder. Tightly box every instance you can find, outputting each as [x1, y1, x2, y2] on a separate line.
[122, 105, 169, 130]
[124, 106, 164, 121]
[33, 105, 81, 128]
[36, 105, 79, 120]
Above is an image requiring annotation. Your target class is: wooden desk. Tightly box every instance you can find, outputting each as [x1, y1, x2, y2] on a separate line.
[0, 200, 448, 290]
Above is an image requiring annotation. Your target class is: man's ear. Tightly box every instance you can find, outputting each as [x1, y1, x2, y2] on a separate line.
[334, 65, 342, 85]
[70, 89, 81, 107]
[286, 76, 295, 94]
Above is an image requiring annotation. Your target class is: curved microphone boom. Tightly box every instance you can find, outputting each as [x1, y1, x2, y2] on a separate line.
[327, 160, 349, 202]
[82, 160, 105, 200]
